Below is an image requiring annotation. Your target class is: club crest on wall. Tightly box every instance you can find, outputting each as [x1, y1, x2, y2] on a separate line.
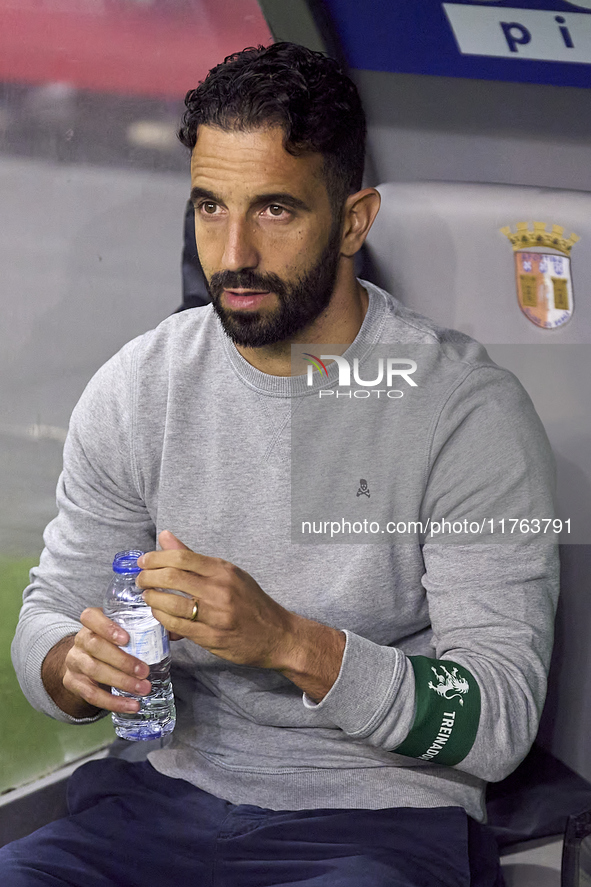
[500, 221, 579, 329]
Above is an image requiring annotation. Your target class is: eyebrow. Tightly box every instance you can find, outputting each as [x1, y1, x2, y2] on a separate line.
[189, 187, 311, 213]
[190, 186, 221, 207]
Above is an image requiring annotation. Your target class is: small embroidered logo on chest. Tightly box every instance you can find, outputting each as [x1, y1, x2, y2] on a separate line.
[356, 478, 370, 498]
[428, 665, 469, 706]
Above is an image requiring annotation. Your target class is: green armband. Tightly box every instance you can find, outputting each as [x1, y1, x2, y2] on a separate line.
[394, 657, 481, 766]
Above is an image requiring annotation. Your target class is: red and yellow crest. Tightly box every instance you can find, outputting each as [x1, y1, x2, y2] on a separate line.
[501, 222, 579, 330]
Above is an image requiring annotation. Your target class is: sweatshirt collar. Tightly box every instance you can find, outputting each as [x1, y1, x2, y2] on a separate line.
[218, 281, 389, 398]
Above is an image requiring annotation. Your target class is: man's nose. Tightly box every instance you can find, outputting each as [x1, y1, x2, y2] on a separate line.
[222, 219, 259, 271]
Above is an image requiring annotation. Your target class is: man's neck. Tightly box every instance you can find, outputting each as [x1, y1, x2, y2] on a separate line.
[235, 274, 369, 377]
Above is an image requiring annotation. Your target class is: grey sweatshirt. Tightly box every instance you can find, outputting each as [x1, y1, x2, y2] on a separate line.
[12, 281, 559, 822]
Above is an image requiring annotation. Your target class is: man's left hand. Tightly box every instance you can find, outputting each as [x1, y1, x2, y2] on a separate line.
[137, 531, 346, 701]
[137, 530, 298, 670]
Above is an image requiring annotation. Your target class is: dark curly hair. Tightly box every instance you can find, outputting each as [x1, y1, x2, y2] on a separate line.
[178, 42, 366, 213]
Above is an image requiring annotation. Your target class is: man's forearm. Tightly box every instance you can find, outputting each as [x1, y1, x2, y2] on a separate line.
[41, 634, 103, 719]
[277, 616, 346, 702]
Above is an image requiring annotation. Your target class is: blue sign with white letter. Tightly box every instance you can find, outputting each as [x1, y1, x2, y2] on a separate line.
[323, 0, 591, 87]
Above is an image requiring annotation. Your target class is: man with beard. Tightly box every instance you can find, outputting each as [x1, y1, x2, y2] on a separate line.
[4, 43, 557, 886]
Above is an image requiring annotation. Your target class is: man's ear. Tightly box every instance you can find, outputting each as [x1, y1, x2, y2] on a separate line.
[340, 188, 381, 258]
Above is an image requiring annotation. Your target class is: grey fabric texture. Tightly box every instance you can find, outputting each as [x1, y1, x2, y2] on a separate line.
[11, 282, 559, 822]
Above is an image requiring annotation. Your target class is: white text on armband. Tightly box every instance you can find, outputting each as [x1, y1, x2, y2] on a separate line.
[419, 712, 457, 760]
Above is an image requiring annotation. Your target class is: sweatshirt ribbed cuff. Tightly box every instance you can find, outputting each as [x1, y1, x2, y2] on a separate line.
[302, 630, 415, 747]
[16, 618, 107, 725]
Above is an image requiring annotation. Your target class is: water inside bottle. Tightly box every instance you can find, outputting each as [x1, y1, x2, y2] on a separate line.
[107, 606, 176, 741]
[111, 655, 176, 740]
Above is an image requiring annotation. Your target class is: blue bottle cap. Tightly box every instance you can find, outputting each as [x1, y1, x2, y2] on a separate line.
[112, 550, 145, 574]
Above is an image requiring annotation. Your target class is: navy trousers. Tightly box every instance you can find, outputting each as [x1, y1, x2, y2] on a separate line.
[0, 758, 504, 886]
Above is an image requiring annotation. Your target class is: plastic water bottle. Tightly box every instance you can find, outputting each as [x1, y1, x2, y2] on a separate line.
[103, 549, 176, 741]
